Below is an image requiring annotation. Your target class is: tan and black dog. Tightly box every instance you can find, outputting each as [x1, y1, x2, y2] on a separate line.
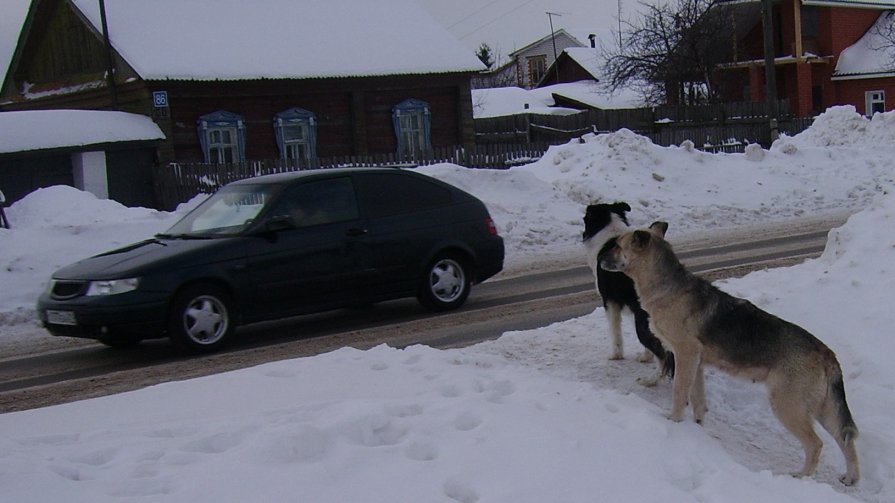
[599, 225, 860, 486]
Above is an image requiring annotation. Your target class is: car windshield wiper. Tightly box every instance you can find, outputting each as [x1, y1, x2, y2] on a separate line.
[154, 232, 213, 240]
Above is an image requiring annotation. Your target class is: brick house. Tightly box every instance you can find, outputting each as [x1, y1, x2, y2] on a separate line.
[1, 0, 484, 166]
[713, 0, 895, 116]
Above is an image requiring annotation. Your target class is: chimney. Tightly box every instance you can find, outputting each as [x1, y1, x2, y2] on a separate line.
[588, 34, 596, 48]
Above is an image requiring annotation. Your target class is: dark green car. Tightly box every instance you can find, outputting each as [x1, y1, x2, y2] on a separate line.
[37, 168, 504, 352]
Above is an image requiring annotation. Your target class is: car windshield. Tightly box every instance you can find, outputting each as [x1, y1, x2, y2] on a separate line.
[163, 184, 275, 236]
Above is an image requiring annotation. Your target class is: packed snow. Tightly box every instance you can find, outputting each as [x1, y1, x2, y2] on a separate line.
[1, 105, 895, 501]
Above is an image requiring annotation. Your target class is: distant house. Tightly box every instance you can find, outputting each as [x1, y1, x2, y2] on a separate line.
[539, 47, 603, 87]
[1, 0, 485, 166]
[0, 110, 163, 206]
[473, 29, 586, 90]
[712, 0, 895, 117]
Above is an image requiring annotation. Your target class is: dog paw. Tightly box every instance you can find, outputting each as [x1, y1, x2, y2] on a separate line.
[636, 375, 659, 387]
[666, 413, 684, 423]
[635, 351, 654, 363]
[608, 353, 624, 361]
[839, 473, 859, 486]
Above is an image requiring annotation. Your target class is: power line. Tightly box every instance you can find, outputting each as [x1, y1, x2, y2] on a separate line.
[448, 0, 503, 29]
[458, 0, 542, 40]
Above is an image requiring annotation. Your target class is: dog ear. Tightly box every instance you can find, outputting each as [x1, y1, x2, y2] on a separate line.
[632, 230, 652, 250]
[648, 221, 668, 237]
[613, 202, 631, 214]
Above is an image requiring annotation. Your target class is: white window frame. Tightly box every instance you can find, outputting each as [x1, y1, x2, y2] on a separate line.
[865, 90, 885, 117]
[197, 111, 246, 164]
[207, 126, 240, 163]
[398, 112, 425, 158]
[392, 99, 431, 158]
[274, 108, 317, 164]
[282, 123, 310, 162]
[528, 55, 547, 86]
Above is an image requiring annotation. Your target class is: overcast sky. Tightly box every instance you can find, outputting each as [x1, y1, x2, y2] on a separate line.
[415, 0, 632, 62]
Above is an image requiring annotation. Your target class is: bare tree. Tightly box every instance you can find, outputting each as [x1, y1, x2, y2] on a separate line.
[868, 12, 895, 67]
[602, 0, 736, 106]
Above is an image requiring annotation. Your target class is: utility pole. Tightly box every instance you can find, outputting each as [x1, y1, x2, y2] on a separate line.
[761, 0, 778, 142]
[98, 0, 118, 109]
[546, 12, 562, 84]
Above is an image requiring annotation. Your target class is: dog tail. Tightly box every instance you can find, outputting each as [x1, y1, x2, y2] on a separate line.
[830, 373, 859, 443]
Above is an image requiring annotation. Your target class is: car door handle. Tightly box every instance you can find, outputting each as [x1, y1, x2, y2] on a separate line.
[346, 228, 368, 237]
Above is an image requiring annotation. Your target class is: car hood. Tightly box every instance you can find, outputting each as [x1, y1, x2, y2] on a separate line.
[52, 237, 247, 280]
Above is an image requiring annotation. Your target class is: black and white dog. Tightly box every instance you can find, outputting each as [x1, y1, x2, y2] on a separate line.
[582, 202, 674, 383]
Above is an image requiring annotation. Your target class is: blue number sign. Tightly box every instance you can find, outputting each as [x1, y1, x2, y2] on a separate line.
[153, 91, 169, 108]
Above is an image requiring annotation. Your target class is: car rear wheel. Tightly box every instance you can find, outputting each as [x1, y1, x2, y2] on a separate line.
[418, 254, 471, 311]
[168, 284, 234, 353]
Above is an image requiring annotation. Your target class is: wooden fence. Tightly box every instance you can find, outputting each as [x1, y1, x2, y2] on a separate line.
[475, 100, 799, 146]
[154, 143, 552, 209]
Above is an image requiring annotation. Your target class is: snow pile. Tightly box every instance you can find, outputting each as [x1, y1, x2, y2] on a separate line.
[776, 105, 895, 148]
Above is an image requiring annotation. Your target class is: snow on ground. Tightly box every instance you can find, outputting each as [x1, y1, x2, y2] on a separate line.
[1, 106, 894, 501]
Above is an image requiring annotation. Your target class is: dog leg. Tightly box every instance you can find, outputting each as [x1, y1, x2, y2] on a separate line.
[605, 301, 624, 360]
[831, 432, 860, 486]
[768, 384, 823, 478]
[669, 346, 701, 422]
[690, 363, 707, 424]
[817, 375, 861, 486]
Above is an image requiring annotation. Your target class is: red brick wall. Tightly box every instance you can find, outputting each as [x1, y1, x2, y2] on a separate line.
[834, 77, 895, 115]
[826, 9, 879, 55]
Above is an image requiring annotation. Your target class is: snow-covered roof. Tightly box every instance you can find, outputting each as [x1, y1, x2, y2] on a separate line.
[833, 12, 895, 79]
[562, 47, 603, 80]
[68, 0, 485, 81]
[472, 81, 641, 118]
[0, 110, 164, 154]
[508, 29, 584, 58]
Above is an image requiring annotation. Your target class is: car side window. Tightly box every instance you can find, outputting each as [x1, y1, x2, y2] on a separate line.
[271, 177, 359, 227]
[355, 173, 453, 218]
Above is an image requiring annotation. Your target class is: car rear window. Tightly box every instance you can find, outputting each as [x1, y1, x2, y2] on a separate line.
[355, 173, 453, 218]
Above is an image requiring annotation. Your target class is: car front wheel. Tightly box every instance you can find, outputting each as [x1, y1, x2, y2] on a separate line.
[168, 284, 235, 353]
[418, 254, 471, 311]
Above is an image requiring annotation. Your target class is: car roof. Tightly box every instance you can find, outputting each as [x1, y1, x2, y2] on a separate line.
[228, 167, 419, 186]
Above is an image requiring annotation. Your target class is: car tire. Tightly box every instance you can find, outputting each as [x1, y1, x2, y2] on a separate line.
[418, 253, 471, 311]
[168, 284, 235, 353]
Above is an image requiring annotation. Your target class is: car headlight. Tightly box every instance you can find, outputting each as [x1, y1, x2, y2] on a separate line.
[85, 278, 140, 296]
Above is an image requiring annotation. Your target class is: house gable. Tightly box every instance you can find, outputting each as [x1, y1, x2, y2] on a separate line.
[507, 29, 585, 89]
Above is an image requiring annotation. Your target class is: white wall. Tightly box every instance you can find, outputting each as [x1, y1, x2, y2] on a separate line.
[71, 151, 109, 199]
